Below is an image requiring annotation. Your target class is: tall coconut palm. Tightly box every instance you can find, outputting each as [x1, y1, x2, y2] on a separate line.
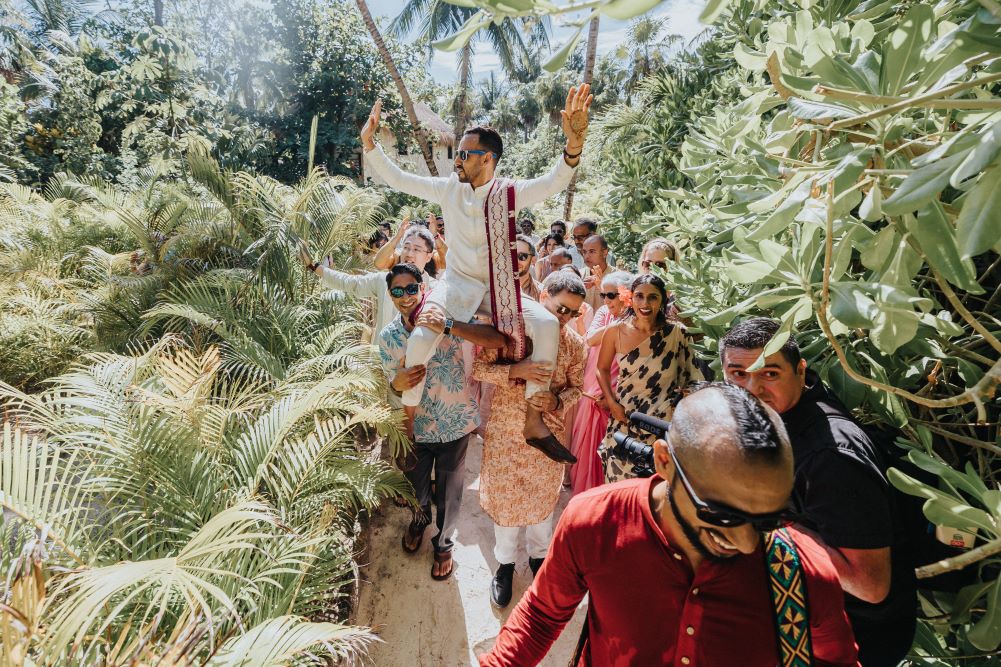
[355, 0, 439, 176]
[563, 15, 599, 220]
[388, 0, 549, 138]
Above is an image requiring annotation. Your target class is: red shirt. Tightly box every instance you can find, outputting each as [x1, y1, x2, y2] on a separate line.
[480, 476, 858, 667]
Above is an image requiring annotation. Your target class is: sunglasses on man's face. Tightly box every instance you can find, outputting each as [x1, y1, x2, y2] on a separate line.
[457, 149, 493, 161]
[642, 260, 668, 271]
[389, 283, 421, 298]
[669, 444, 797, 532]
[599, 291, 620, 300]
[555, 304, 581, 318]
[517, 252, 532, 262]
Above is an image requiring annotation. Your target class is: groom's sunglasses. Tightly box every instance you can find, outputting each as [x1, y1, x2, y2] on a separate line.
[388, 284, 421, 298]
[669, 443, 798, 532]
[457, 149, 494, 161]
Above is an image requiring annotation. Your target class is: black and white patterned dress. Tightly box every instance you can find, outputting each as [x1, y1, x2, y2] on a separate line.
[599, 323, 704, 482]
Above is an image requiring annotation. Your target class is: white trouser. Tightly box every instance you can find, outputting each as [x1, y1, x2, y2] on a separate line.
[493, 514, 554, 565]
[402, 287, 559, 407]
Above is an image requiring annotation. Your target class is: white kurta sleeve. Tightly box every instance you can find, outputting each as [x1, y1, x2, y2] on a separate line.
[317, 268, 384, 299]
[513, 155, 577, 210]
[365, 144, 449, 203]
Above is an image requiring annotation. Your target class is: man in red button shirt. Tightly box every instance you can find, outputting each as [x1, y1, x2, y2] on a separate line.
[479, 383, 859, 666]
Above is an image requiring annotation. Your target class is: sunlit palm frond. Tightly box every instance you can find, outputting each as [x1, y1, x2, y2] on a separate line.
[208, 615, 376, 667]
[41, 501, 280, 660]
[0, 422, 98, 567]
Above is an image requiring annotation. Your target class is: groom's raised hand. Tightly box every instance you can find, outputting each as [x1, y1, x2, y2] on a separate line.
[560, 83, 593, 153]
[361, 99, 382, 152]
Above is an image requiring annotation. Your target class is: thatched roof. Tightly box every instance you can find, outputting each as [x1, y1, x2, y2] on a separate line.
[414, 102, 455, 146]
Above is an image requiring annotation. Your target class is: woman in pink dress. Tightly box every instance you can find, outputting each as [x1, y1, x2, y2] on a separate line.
[569, 270, 633, 495]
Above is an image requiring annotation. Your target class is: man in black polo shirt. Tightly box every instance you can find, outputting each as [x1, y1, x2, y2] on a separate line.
[719, 317, 916, 666]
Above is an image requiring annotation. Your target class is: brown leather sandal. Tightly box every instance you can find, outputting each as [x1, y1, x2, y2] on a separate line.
[431, 550, 455, 581]
[402, 520, 425, 554]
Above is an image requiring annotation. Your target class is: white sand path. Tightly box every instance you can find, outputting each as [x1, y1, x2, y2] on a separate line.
[355, 434, 587, 666]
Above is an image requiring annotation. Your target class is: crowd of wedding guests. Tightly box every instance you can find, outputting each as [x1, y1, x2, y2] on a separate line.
[301, 213, 918, 667]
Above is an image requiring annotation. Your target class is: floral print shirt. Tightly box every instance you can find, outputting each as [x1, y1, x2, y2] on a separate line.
[378, 315, 480, 444]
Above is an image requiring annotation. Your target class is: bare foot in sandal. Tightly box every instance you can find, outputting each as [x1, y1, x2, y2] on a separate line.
[431, 550, 454, 581]
[402, 520, 424, 553]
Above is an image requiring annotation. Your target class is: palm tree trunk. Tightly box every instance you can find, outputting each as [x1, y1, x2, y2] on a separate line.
[356, 0, 439, 177]
[563, 15, 599, 221]
[153, 0, 163, 26]
[454, 42, 473, 139]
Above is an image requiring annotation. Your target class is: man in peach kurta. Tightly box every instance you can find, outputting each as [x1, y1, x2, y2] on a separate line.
[473, 271, 586, 608]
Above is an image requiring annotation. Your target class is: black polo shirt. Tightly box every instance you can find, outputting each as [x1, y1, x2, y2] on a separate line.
[781, 371, 916, 665]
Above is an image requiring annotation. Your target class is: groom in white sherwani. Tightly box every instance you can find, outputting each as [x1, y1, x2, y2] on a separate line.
[361, 85, 593, 463]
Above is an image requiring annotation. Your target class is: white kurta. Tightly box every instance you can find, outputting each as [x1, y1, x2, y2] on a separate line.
[365, 145, 576, 322]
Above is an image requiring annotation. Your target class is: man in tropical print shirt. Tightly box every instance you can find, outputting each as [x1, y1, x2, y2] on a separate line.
[378, 263, 504, 580]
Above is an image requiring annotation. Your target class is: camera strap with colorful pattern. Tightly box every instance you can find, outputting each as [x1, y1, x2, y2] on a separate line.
[766, 528, 814, 667]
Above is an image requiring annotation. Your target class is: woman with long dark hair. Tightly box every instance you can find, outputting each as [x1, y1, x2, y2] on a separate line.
[594, 274, 703, 482]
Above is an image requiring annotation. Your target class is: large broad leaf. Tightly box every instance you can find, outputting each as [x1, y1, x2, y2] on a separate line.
[787, 97, 859, 122]
[829, 282, 878, 327]
[543, 24, 584, 72]
[951, 120, 1001, 188]
[905, 203, 981, 293]
[602, 0, 665, 20]
[969, 577, 1001, 651]
[880, 4, 934, 95]
[823, 147, 874, 195]
[748, 179, 813, 241]
[958, 166, 1001, 259]
[432, 11, 491, 52]
[888, 468, 998, 535]
[882, 151, 968, 216]
[870, 284, 931, 353]
[700, 0, 731, 24]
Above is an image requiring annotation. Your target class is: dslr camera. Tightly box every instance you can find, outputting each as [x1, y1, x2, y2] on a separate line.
[611, 412, 670, 479]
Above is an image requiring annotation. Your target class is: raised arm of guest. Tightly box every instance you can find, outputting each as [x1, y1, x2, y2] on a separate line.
[586, 306, 615, 347]
[514, 85, 591, 210]
[372, 218, 410, 270]
[298, 245, 383, 299]
[361, 100, 448, 203]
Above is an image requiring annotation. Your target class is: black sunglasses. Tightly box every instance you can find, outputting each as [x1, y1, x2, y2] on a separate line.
[458, 149, 493, 161]
[669, 444, 797, 532]
[389, 283, 421, 298]
[555, 304, 581, 318]
[518, 252, 532, 261]
[642, 259, 668, 270]
[599, 291, 619, 300]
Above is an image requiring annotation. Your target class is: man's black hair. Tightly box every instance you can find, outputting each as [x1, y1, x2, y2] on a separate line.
[543, 269, 586, 298]
[463, 126, 503, 161]
[385, 262, 423, 289]
[684, 381, 786, 463]
[719, 317, 802, 368]
[516, 234, 536, 255]
[551, 220, 567, 234]
[573, 217, 598, 234]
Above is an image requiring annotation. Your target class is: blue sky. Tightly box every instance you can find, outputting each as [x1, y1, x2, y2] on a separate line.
[365, 0, 710, 85]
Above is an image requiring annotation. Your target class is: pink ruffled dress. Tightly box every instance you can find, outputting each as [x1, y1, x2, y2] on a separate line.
[569, 305, 618, 495]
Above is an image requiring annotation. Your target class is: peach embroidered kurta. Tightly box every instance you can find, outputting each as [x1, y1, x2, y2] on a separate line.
[473, 326, 585, 526]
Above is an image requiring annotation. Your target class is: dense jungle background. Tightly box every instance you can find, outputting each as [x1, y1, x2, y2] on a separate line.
[1, 0, 1000, 663]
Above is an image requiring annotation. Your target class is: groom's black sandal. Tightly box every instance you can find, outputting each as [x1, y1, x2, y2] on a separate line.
[526, 435, 577, 464]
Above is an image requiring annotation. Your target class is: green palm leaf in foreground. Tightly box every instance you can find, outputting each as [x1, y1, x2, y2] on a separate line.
[0, 339, 406, 664]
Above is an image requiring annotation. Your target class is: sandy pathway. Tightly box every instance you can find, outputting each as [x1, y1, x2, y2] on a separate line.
[355, 434, 587, 666]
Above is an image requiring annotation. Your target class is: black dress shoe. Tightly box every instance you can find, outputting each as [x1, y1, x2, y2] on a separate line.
[526, 435, 577, 464]
[529, 557, 544, 577]
[491, 562, 515, 608]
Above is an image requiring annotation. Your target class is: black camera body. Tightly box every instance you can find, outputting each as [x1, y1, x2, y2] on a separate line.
[611, 412, 670, 479]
